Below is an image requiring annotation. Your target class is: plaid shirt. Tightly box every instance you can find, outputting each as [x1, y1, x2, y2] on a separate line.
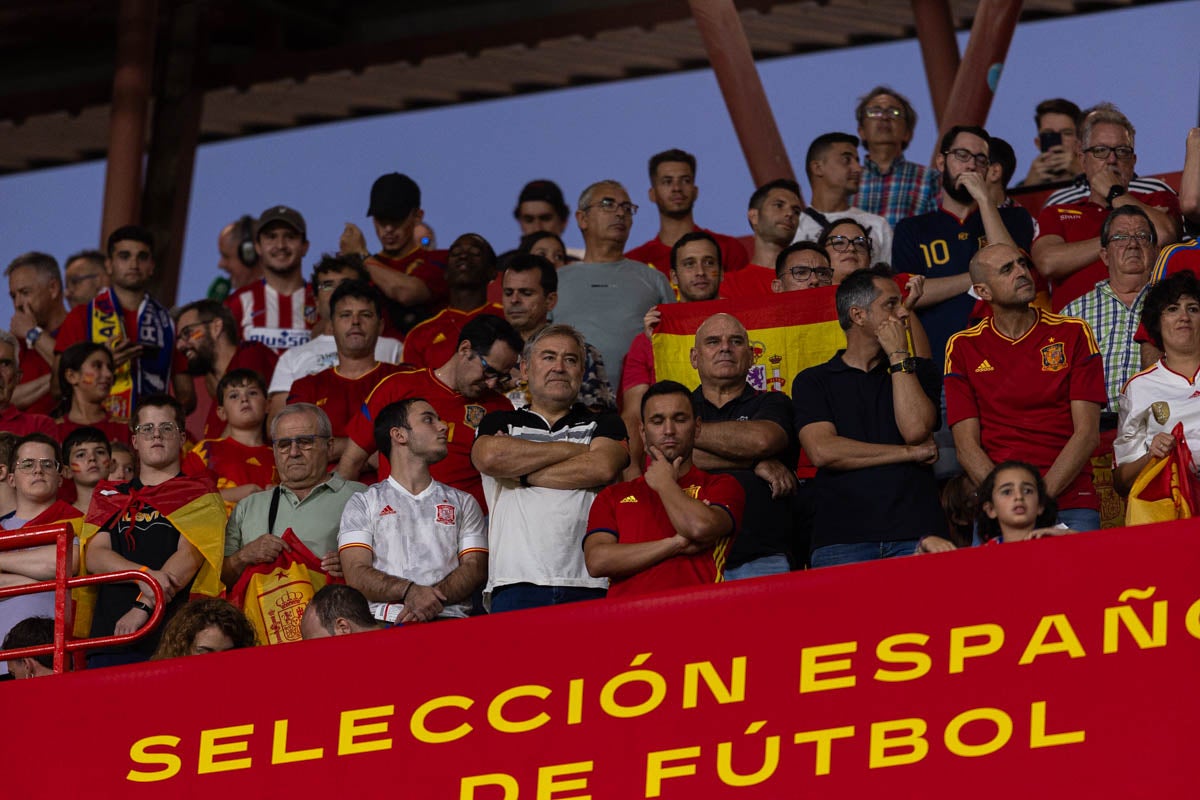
[1060, 280, 1149, 409]
[855, 153, 942, 228]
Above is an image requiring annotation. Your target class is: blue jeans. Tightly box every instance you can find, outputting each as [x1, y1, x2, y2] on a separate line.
[489, 583, 606, 613]
[724, 554, 791, 581]
[810, 540, 919, 568]
[1056, 508, 1100, 532]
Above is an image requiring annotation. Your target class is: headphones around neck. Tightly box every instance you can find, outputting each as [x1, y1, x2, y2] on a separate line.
[238, 215, 258, 267]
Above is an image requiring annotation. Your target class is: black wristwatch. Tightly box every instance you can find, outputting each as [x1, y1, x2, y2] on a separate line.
[1106, 185, 1127, 206]
[888, 357, 918, 375]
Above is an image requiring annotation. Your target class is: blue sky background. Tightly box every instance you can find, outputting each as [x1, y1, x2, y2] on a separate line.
[0, 0, 1196, 324]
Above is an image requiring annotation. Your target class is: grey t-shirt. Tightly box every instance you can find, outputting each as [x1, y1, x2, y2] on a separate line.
[552, 258, 674, 393]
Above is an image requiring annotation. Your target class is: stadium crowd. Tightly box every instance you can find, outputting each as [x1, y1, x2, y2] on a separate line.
[3, 88, 1200, 674]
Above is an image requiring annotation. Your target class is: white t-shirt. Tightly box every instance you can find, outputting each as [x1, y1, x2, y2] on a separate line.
[268, 334, 403, 395]
[1114, 360, 1200, 467]
[338, 476, 486, 622]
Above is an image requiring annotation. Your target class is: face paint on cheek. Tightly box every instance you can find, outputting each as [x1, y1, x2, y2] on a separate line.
[79, 374, 96, 386]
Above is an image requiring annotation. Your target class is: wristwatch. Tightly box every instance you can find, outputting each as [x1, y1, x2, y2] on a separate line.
[25, 327, 43, 348]
[1106, 185, 1127, 206]
[888, 357, 918, 375]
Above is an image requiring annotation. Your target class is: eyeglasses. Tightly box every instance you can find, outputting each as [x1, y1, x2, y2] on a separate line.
[177, 319, 212, 341]
[864, 106, 904, 120]
[476, 353, 513, 389]
[1108, 232, 1153, 247]
[944, 148, 989, 168]
[14, 458, 59, 473]
[1083, 145, 1134, 161]
[786, 265, 834, 283]
[824, 235, 870, 253]
[273, 436, 322, 452]
[132, 422, 181, 437]
[316, 279, 346, 293]
[0, 359, 15, 371]
[583, 198, 638, 216]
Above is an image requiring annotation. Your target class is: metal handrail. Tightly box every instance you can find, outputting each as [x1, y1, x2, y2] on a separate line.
[0, 523, 165, 673]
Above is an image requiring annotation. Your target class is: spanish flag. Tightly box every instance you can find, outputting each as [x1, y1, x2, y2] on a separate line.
[75, 476, 227, 637]
[230, 529, 340, 646]
[1125, 423, 1200, 525]
[651, 287, 845, 393]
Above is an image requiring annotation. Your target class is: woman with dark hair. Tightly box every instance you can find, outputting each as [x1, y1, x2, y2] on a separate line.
[151, 597, 257, 660]
[818, 218, 932, 358]
[1114, 271, 1200, 495]
[53, 342, 129, 445]
[519, 230, 568, 268]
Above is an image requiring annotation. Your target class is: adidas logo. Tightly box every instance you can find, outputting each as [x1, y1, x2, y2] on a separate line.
[619, 495, 638, 504]
[975, 359, 994, 373]
[379, 505, 396, 516]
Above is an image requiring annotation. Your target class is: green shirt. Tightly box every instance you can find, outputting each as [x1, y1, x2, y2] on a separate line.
[225, 474, 366, 559]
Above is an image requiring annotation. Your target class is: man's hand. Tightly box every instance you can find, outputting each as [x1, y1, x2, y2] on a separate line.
[114, 605, 150, 637]
[754, 458, 798, 499]
[399, 584, 446, 624]
[643, 445, 683, 493]
[110, 339, 144, 367]
[10, 308, 36, 340]
[876, 317, 910, 358]
[238, 534, 290, 566]
[916, 536, 957, 554]
[902, 274, 925, 310]
[1028, 147, 1074, 183]
[321, 550, 343, 579]
[908, 440, 938, 465]
[957, 171, 990, 205]
[1087, 162, 1123, 200]
[671, 533, 707, 556]
[642, 307, 662, 339]
[340, 223, 370, 256]
[137, 569, 177, 604]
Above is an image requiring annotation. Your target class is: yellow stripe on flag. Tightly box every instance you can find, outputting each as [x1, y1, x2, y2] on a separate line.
[651, 287, 845, 394]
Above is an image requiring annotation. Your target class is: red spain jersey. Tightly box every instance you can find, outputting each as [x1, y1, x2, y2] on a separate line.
[367, 248, 450, 336]
[626, 227, 751, 281]
[586, 466, 744, 600]
[346, 367, 512, 508]
[289, 361, 404, 437]
[945, 309, 1106, 509]
[225, 280, 317, 353]
[401, 303, 504, 370]
[201, 342, 279, 439]
[1036, 189, 1180, 311]
[719, 264, 775, 301]
[16, 337, 56, 416]
[182, 438, 276, 515]
[55, 415, 130, 446]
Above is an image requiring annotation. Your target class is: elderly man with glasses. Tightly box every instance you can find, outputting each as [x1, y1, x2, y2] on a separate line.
[893, 125, 1035, 365]
[852, 86, 942, 227]
[1033, 103, 1182, 312]
[552, 179, 675, 395]
[223, 403, 366, 588]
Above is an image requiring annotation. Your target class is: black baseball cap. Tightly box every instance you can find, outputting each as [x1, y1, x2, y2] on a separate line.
[368, 173, 421, 220]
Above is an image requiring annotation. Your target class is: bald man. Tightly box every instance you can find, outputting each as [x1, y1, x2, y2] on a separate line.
[689, 313, 799, 578]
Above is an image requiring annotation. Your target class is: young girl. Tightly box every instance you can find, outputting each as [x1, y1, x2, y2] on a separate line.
[918, 461, 1068, 552]
[53, 343, 130, 446]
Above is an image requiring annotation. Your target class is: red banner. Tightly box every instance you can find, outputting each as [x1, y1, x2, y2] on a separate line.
[4, 520, 1199, 798]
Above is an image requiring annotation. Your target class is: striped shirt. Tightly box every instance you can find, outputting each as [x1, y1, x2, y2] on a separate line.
[225, 279, 317, 352]
[1061, 280, 1149, 408]
[853, 153, 942, 227]
[1043, 175, 1177, 208]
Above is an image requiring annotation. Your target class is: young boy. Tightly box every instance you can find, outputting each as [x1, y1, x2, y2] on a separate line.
[107, 442, 135, 483]
[62, 426, 112, 515]
[182, 368, 276, 513]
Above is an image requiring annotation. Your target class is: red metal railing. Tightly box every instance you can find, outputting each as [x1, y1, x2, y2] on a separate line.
[0, 523, 164, 673]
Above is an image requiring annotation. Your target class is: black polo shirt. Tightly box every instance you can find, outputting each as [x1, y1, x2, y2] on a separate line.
[692, 384, 796, 567]
[791, 352, 945, 549]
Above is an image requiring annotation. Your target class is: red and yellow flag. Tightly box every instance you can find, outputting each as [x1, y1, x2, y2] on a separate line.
[75, 476, 227, 636]
[1125, 423, 1200, 525]
[651, 287, 845, 393]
